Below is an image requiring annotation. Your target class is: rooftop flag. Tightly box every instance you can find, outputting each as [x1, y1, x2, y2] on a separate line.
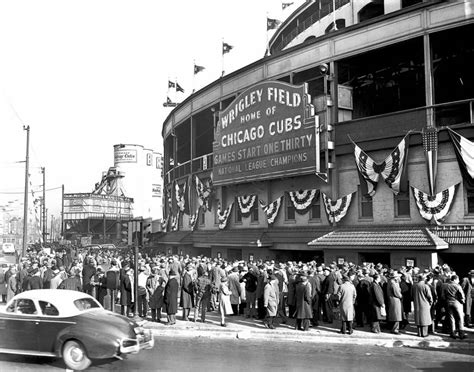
[222, 41, 234, 55]
[176, 82, 185, 93]
[194, 63, 205, 74]
[168, 80, 175, 89]
[282, 2, 294, 10]
[267, 17, 281, 30]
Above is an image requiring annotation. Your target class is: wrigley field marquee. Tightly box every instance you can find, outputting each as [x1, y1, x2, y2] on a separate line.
[213, 81, 318, 185]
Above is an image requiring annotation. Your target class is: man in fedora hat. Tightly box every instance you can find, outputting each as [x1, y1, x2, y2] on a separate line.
[461, 269, 474, 328]
[295, 271, 312, 331]
[387, 270, 403, 334]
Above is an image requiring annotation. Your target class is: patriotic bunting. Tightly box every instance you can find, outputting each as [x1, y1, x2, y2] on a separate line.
[171, 213, 179, 231]
[195, 175, 213, 211]
[217, 202, 233, 230]
[287, 189, 320, 214]
[412, 184, 458, 224]
[353, 134, 409, 197]
[259, 197, 283, 225]
[161, 215, 169, 233]
[175, 181, 190, 215]
[423, 127, 438, 196]
[236, 195, 257, 217]
[322, 192, 354, 224]
[189, 207, 200, 231]
[447, 128, 474, 193]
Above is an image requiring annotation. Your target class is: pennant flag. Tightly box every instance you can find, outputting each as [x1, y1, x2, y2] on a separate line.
[322, 192, 354, 224]
[423, 127, 438, 196]
[236, 195, 257, 217]
[287, 189, 320, 214]
[259, 196, 283, 225]
[168, 80, 175, 89]
[176, 82, 185, 93]
[267, 17, 281, 30]
[217, 202, 233, 229]
[447, 127, 474, 193]
[194, 64, 205, 74]
[412, 184, 458, 224]
[353, 134, 409, 197]
[222, 42, 234, 55]
[282, 2, 294, 10]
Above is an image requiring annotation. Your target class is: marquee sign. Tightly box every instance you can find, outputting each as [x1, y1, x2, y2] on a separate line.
[213, 81, 319, 186]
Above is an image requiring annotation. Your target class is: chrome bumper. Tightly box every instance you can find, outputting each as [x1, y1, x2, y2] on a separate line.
[119, 329, 154, 354]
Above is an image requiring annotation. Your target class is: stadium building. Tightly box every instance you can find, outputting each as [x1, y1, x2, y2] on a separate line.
[160, 0, 474, 274]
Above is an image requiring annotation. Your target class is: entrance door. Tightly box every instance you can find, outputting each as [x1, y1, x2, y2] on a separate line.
[358, 252, 390, 266]
[227, 248, 242, 261]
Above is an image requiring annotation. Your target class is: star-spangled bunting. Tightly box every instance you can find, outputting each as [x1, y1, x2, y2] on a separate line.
[222, 42, 233, 55]
[423, 127, 438, 196]
[236, 195, 257, 217]
[353, 134, 409, 197]
[448, 127, 474, 193]
[195, 175, 213, 211]
[259, 197, 283, 225]
[412, 184, 458, 224]
[322, 192, 354, 224]
[287, 189, 320, 214]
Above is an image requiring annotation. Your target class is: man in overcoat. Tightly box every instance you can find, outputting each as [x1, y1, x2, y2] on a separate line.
[412, 273, 433, 337]
[337, 273, 357, 335]
[387, 271, 403, 334]
[164, 269, 179, 325]
[263, 274, 278, 329]
[295, 272, 312, 331]
[180, 264, 195, 321]
[461, 270, 474, 328]
[367, 273, 385, 333]
[146, 266, 166, 322]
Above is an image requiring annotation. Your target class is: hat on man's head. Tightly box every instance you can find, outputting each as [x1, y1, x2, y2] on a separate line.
[169, 269, 177, 276]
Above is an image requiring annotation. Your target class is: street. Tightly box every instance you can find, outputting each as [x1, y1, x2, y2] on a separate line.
[0, 335, 473, 372]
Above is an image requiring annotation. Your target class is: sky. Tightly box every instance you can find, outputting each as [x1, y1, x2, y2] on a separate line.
[0, 0, 304, 221]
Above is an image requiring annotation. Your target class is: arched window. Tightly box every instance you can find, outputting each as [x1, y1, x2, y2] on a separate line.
[358, 1, 384, 23]
[325, 19, 346, 34]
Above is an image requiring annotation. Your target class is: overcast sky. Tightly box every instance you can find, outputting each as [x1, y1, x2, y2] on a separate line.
[0, 0, 303, 219]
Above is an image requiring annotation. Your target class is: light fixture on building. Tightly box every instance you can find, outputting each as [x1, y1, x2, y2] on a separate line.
[318, 63, 329, 75]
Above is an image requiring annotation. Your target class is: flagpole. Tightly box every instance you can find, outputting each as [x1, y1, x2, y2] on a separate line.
[221, 38, 225, 77]
[192, 59, 195, 93]
[266, 13, 270, 56]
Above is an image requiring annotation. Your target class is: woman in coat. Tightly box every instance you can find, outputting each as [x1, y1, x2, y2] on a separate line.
[180, 265, 195, 321]
[218, 276, 233, 326]
[412, 274, 433, 337]
[263, 274, 278, 329]
[146, 267, 166, 322]
[368, 274, 385, 333]
[337, 273, 357, 335]
[164, 269, 179, 325]
[120, 268, 134, 317]
[387, 271, 403, 334]
[6, 267, 18, 302]
[295, 272, 312, 331]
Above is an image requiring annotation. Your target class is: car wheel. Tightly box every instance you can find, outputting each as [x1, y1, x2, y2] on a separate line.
[62, 340, 92, 371]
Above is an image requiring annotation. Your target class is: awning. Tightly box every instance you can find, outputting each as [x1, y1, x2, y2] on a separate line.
[308, 226, 448, 250]
[155, 231, 192, 245]
[266, 228, 332, 251]
[206, 229, 271, 248]
[431, 225, 474, 245]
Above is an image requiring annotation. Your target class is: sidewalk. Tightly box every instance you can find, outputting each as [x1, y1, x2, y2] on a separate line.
[134, 310, 474, 350]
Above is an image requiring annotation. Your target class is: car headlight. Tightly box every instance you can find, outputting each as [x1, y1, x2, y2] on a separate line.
[134, 326, 144, 335]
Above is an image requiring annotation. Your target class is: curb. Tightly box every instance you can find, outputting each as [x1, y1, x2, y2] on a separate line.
[149, 327, 474, 350]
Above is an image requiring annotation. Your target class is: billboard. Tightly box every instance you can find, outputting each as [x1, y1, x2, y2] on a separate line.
[114, 149, 137, 164]
[213, 81, 318, 186]
[63, 193, 133, 218]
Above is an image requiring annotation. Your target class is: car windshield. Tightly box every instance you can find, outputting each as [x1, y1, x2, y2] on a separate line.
[73, 298, 101, 311]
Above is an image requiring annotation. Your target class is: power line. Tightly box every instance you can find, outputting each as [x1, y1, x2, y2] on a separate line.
[0, 186, 63, 194]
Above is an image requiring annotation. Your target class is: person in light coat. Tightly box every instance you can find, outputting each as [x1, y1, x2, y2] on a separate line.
[412, 274, 433, 337]
[218, 276, 233, 326]
[6, 266, 18, 302]
[387, 271, 403, 334]
[337, 272, 357, 335]
[263, 274, 278, 329]
[228, 267, 242, 315]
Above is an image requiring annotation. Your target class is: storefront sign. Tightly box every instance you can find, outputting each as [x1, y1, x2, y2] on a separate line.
[213, 81, 317, 185]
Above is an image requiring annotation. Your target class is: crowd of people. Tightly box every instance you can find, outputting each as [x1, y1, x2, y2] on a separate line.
[0, 246, 472, 340]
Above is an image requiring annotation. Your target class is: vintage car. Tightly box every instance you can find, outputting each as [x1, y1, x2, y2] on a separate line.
[0, 289, 154, 370]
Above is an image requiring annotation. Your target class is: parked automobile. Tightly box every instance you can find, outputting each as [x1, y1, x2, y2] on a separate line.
[0, 289, 154, 370]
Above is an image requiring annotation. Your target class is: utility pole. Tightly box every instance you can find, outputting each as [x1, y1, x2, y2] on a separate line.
[50, 214, 54, 243]
[22, 125, 30, 258]
[61, 184, 64, 239]
[41, 167, 47, 244]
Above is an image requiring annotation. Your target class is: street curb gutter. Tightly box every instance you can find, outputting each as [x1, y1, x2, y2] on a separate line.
[150, 328, 474, 350]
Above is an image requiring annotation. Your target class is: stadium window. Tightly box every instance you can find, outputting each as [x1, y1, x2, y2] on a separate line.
[466, 187, 474, 215]
[286, 196, 296, 221]
[235, 206, 242, 224]
[251, 203, 259, 223]
[358, 186, 373, 219]
[394, 191, 410, 218]
[310, 196, 321, 220]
